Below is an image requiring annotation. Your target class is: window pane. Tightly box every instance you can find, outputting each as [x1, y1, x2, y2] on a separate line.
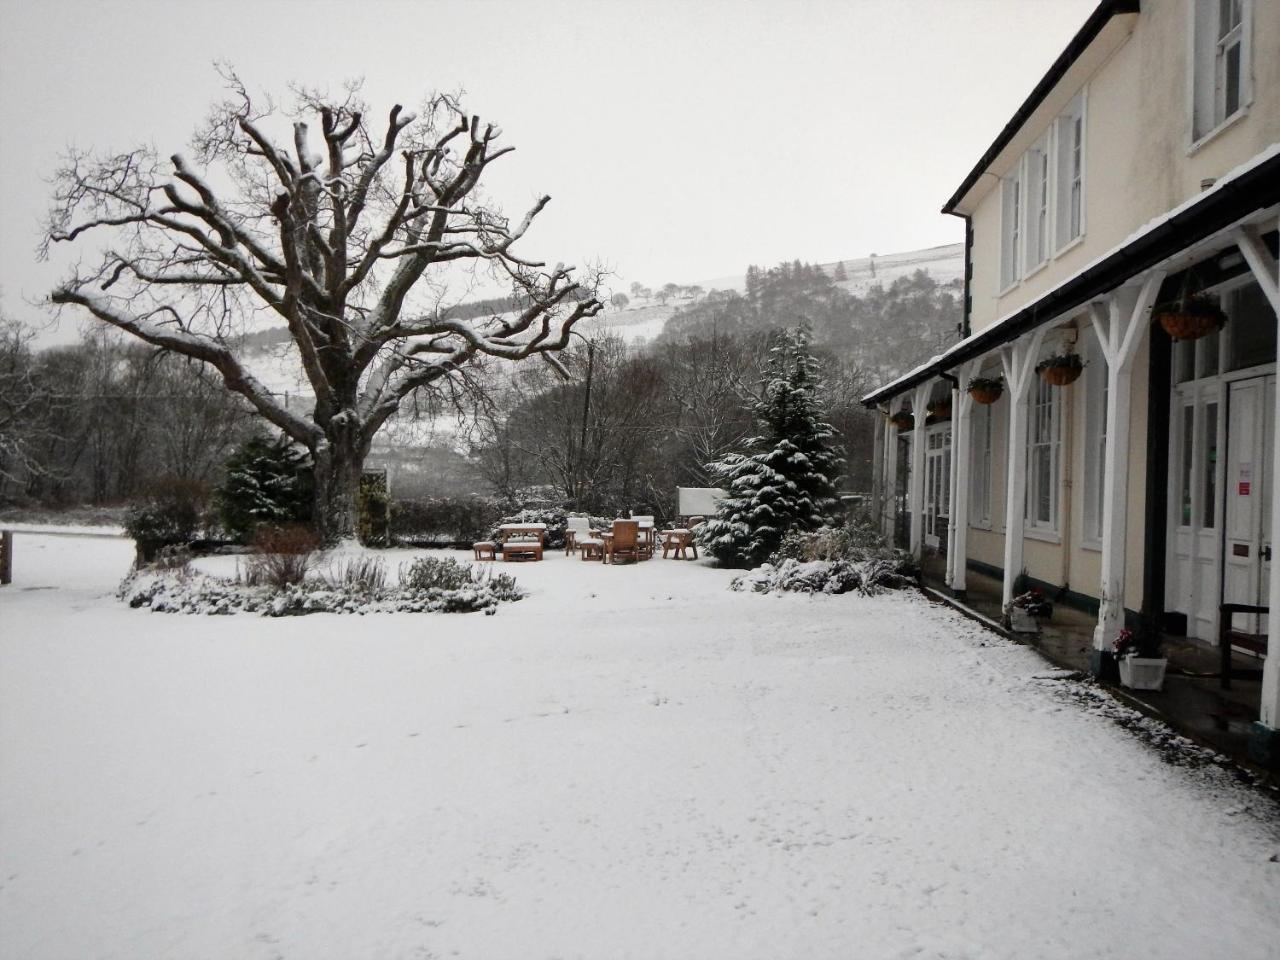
[1227, 282, 1277, 371]
[1203, 402, 1218, 530]
[1225, 42, 1241, 116]
[1198, 329, 1220, 378]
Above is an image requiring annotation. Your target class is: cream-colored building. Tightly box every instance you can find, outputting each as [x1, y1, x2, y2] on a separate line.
[864, 0, 1280, 762]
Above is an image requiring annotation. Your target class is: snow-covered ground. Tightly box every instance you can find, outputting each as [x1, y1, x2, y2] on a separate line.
[2, 532, 1278, 959]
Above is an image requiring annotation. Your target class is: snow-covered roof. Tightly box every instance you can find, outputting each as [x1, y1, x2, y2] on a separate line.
[863, 144, 1280, 407]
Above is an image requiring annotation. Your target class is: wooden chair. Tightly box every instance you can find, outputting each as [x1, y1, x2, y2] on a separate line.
[661, 528, 697, 560]
[565, 516, 592, 555]
[607, 520, 640, 564]
[579, 536, 605, 561]
[633, 515, 656, 559]
[1219, 602, 1268, 689]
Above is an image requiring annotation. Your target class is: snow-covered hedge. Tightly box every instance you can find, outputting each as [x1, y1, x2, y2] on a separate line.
[731, 556, 914, 597]
[731, 519, 917, 597]
[120, 557, 523, 617]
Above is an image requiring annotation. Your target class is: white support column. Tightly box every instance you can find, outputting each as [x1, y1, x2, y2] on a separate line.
[883, 398, 901, 541]
[870, 409, 885, 529]
[1235, 222, 1280, 735]
[944, 382, 960, 587]
[908, 382, 932, 559]
[948, 360, 981, 593]
[1088, 272, 1165, 657]
[999, 327, 1050, 606]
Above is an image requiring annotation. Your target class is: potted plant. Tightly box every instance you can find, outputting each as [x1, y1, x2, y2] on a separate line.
[968, 376, 1004, 405]
[926, 398, 952, 422]
[1003, 587, 1052, 633]
[1113, 626, 1168, 691]
[1036, 352, 1084, 386]
[889, 410, 914, 431]
[1154, 291, 1227, 342]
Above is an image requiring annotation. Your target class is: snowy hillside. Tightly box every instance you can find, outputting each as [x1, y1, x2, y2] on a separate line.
[237, 241, 966, 395]
[582, 241, 965, 345]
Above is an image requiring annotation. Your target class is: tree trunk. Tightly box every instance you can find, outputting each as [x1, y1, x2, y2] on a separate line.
[312, 429, 366, 546]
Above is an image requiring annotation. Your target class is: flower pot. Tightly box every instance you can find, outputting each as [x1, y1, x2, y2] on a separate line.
[1008, 607, 1039, 634]
[969, 384, 1003, 405]
[1157, 310, 1224, 341]
[1039, 363, 1083, 386]
[890, 412, 914, 431]
[927, 401, 951, 421]
[1118, 656, 1167, 691]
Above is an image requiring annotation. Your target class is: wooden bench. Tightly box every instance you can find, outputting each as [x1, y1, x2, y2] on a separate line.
[472, 541, 497, 560]
[502, 540, 544, 562]
[1219, 602, 1268, 689]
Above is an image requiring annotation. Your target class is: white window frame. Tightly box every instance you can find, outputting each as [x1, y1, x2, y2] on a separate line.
[1025, 135, 1051, 274]
[969, 401, 994, 529]
[1025, 375, 1063, 538]
[1052, 92, 1087, 255]
[999, 173, 1022, 292]
[1081, 331, 1108, 550]
[1190, 0, 1253, 148]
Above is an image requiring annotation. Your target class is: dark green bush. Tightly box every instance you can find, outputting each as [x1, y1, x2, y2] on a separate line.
[124, 477, 206, 563]
[390, 496, 505, 546]
[216, 435, 313, 543]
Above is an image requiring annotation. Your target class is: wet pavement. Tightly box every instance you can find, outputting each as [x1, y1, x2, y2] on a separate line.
[920, 560, 1270, 780]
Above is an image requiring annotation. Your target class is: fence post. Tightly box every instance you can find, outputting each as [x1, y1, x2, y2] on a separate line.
[1, 530, 12, 585]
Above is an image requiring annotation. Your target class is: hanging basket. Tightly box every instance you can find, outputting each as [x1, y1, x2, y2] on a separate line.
[889, 411, 914, 431]
[968, 379, 1003, 405]
[926, 400, 952, 421]
[1036, 355, 1084, 386]
[1155, 296, 1227, 341]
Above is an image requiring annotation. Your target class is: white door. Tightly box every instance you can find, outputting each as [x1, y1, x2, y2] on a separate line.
[1166, 384, 1226, 640]
[1223, 376, 1274, 637]
[924, 425, 952, 550]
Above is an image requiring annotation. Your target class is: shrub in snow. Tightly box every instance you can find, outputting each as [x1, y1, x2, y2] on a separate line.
[121, 554, 523, 617]
[698, 327, 842, 568]
[732, 518, 916, 597]
[215, 435, 313, 544]
[124, 478, 206, 563]
[358, 472, 390, 547]
[241, 525, 321, 588]
[320, 554, 387, 593]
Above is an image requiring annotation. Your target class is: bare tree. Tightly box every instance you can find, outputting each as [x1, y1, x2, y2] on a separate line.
[0, 315, 65, 497]
[45, 76, 603, 541]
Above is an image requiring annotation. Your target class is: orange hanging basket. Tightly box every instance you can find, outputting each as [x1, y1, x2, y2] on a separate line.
[926, 400, 952, 421]
[1156, 296, 1227, 341]
[968, 379, 1004, 405]
[1036, 355, 1084, 386]
[889, 411, 914, 431]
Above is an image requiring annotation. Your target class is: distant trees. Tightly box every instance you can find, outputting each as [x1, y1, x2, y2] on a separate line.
[0, 327, 256, 507]
[611, 292, 631, 310]
[833, 261, 848, 281]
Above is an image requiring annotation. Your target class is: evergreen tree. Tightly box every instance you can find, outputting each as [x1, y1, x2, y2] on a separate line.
[216, 434, 315, 542]
[698, 327, 843, 567]
[833, 260, 849, 282]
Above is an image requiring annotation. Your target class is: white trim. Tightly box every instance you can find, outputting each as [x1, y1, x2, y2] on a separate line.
[1187, 106, 1250, 156]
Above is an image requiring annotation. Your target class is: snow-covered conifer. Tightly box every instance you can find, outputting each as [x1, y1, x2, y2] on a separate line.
[698, 327, 842, 567]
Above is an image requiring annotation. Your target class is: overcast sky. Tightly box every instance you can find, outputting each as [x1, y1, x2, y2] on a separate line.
[0, 0, 1098, 344]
